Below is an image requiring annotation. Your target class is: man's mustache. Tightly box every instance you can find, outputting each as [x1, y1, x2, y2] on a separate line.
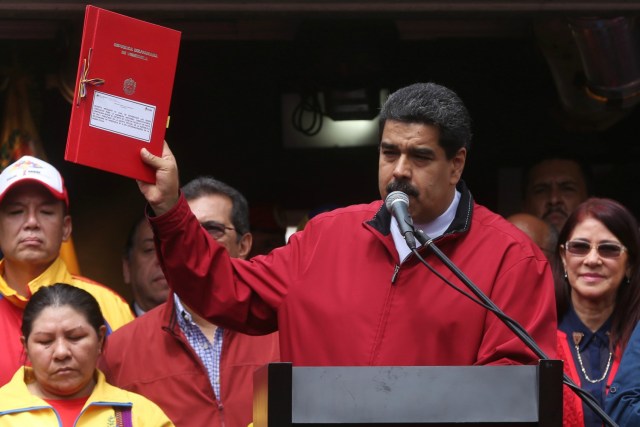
[386, 181, 419, 198]
[543, 206, 567, 219]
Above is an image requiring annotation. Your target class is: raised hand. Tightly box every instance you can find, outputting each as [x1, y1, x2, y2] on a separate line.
[137, 141, 180, 216]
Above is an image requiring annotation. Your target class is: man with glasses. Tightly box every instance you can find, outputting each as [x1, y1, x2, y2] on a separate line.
[99, 176, 280, 427]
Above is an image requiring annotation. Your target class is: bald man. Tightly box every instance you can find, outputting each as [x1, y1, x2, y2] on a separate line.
[507, 212, 558, 262]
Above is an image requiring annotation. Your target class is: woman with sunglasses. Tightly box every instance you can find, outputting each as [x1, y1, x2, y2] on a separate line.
[553, 197, 640, 427]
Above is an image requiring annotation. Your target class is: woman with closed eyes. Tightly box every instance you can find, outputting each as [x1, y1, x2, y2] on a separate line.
[553, 198, 640, 427]
[0, 283, 173, 426]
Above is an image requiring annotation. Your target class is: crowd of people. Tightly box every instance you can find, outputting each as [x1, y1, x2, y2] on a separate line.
[99, 177, 279, 427]
[0, 81, 639, 426]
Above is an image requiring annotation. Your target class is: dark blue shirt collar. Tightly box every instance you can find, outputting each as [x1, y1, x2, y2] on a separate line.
[559, 304, 612, 351]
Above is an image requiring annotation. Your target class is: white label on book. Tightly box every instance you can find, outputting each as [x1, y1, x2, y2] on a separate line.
[89, 91, 156, 142]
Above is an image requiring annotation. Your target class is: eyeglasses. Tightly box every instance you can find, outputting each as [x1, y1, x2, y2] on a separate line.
[564, 240, 627, 259]
[201, 221, 235, 240]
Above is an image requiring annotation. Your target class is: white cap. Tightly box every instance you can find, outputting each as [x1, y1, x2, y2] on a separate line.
[0, 156, 68, 207]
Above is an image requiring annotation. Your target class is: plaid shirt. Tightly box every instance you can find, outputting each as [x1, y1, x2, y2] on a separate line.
[174, 294, 224, 399]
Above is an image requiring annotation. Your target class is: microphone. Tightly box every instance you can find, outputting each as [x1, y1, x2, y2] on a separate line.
[385, 191, 417, 250]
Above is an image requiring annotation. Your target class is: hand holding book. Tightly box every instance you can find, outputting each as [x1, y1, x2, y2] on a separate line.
[138, 142, 180, 216]
[65, 5, 181, 183]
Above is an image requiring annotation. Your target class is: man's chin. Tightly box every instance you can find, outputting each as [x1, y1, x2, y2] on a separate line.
[151, 289, 171, 305]
[14, 251, 55, 265]
[545, 213, 566, 230]
[153, 280, 170, 291]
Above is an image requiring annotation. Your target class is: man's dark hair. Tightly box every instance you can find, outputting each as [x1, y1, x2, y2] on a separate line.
[123, 216, 147, 260]
[182, 177, 250, 239]
[521, 151, 593, 198]
[378, 82, 472, 159]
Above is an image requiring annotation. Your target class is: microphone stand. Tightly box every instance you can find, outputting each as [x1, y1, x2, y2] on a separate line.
[412, 228, 618, 427]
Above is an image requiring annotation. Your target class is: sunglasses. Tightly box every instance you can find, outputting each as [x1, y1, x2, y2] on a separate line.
[201, 221, 235, 240]
[564, 240, 627, 259]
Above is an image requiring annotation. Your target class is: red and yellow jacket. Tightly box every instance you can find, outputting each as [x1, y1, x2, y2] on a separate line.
[0, 257, 134, 386]
[0, 367, 173, 426]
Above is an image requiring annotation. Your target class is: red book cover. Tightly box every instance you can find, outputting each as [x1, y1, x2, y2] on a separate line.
[65, 5, 181, 182]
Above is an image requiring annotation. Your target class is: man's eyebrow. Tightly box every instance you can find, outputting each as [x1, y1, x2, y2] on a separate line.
[201, 220, 224, 227]
[530, 183, 552, 191]
[380, 142, 398, 150]
[558, 179, 579, 185]
[408, 146, 435, 156]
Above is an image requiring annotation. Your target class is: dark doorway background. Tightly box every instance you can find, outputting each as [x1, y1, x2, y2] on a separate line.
[2, 12, 639, 298]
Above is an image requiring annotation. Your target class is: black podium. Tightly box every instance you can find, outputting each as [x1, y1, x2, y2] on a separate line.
[253, 361, 563, 426]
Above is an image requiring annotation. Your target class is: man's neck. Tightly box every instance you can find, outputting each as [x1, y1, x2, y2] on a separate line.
[132, 294, 156, 313]
[132, 301, 146, 317]
[2, 261, 50, 297]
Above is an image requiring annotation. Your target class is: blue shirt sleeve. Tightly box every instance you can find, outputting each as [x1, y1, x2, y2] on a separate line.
[605, 322, 640, 426]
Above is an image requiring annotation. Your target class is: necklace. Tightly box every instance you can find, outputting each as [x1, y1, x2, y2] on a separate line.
[572, 332, 613, 384]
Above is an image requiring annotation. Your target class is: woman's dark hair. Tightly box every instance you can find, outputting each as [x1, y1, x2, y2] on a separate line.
[553, 197, 640, 351]
[22, 283, 106, 341]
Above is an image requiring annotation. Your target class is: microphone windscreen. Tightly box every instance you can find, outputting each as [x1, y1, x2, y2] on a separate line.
[385, 191, 409, 212]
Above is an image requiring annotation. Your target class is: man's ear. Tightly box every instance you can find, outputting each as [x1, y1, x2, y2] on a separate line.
[237, 233, 253, 260]
[61, 215, 72, 242]
[449, 147, 467, 185]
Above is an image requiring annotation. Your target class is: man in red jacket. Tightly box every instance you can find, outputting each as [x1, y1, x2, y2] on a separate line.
[137, 82, 557, 367]
[100, 177, 279, 427]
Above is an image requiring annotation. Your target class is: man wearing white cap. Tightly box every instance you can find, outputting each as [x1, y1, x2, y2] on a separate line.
[0, 156, 134, 386]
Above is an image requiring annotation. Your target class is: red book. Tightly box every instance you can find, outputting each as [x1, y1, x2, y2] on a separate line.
[65, 5, 181, 183]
